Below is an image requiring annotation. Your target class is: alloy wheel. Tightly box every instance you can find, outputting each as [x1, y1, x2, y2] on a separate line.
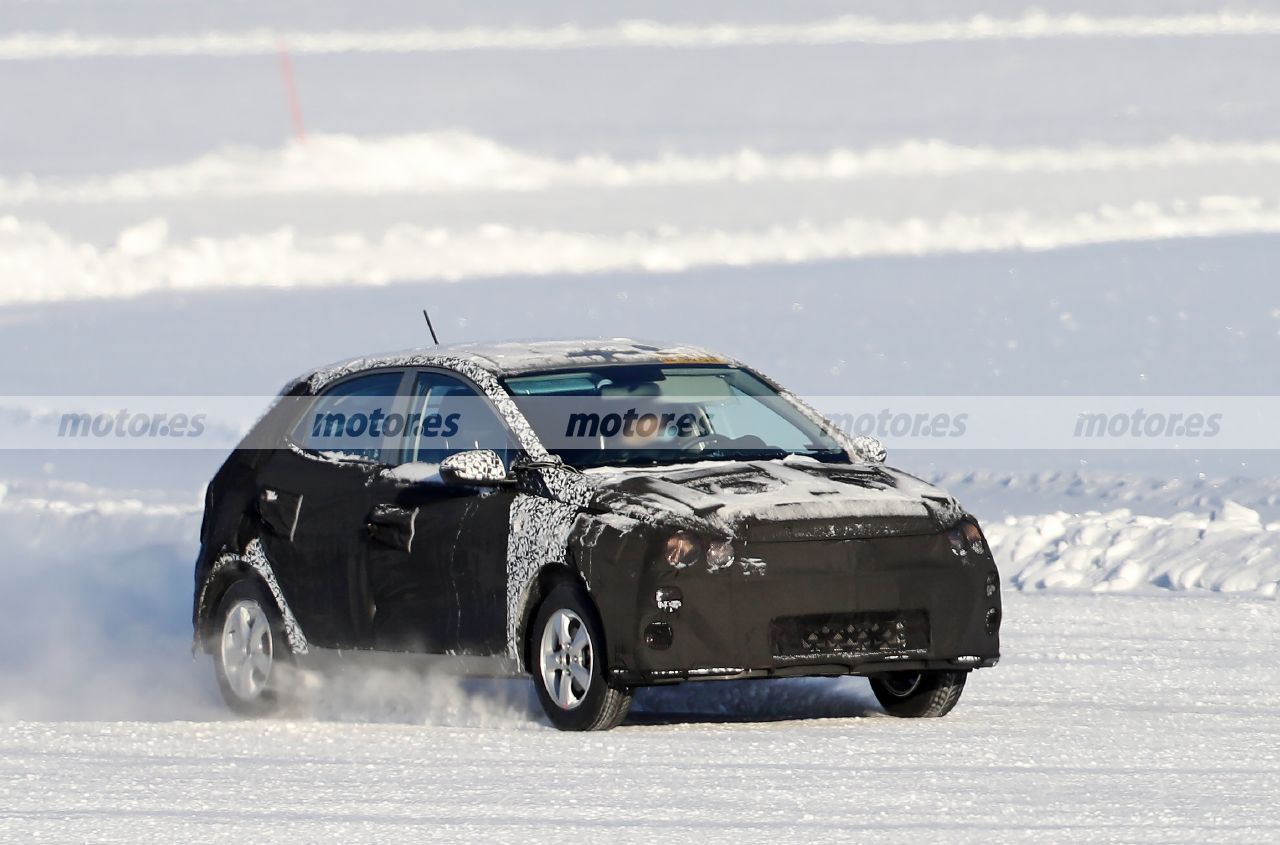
[219, 599, 274, 701]
[539, 608, 593, 710]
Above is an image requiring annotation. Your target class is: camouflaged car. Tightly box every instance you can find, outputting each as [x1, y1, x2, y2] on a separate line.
[193, 339, 1001, 730]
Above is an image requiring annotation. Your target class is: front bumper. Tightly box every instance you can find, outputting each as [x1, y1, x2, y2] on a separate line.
[605, 527, 1001, 685]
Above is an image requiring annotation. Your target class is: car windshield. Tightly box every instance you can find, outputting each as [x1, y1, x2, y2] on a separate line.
[503, 364, 849, 469]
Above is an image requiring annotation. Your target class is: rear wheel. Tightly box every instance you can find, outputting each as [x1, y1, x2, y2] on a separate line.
[530, 582, 631, 731]
[212, 580, 292, 716]
[869, 670, 967, 718]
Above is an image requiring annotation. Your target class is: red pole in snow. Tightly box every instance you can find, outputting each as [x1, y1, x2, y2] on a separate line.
[277, 37, 306, 143]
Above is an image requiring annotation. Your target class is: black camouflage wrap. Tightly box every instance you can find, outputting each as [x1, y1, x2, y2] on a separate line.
[192, 340, 1001, 684]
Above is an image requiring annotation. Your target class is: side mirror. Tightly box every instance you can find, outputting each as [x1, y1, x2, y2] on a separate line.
[439, 449, 513, 487]
[851, 435, 887, 464]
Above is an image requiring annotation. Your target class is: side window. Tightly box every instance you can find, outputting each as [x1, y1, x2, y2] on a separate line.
[398, 371, 516, 467]
[293, 371, 404, 462]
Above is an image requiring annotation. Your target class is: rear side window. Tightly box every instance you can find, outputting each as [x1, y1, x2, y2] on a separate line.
[397, 371, 516, 467]
[293, 371, 404, 462]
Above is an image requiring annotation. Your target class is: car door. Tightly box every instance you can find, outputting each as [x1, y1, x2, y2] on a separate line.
[363, 368, 519, 656]
[254, 368, 407, 649]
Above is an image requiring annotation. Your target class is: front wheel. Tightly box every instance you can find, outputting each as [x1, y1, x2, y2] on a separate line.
[530, 582, 632, 731]
[869, 670, 967, 718]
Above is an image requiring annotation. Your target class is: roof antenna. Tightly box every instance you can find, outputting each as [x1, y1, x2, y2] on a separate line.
[422, 309, 440, 346]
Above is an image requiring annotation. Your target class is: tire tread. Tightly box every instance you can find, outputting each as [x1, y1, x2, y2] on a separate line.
[870, 670, 967, 718]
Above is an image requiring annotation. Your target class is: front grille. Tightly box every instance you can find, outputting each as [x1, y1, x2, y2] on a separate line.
[770, 610, 930, 659]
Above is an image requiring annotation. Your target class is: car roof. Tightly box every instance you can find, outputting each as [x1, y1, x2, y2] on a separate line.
[301, 338, 731, 391]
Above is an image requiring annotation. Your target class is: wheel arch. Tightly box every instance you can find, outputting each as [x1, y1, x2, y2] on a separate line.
[195, 555, 257, 650]
[194, 540, 310, 656]
[517, 562, 597, 675]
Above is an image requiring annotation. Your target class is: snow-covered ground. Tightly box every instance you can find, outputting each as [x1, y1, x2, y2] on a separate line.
[2, 591, 1278, 843]
[2, 0, 1279, 839]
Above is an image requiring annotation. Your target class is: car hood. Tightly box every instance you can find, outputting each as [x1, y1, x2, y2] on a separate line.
[580, 457, 965, 540]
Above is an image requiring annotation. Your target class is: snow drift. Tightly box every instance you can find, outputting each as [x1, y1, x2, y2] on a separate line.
[6, 196, 1280, 305]
[989, 502, 1280, 597]
[6, 11, 1280, 61]
[8, 134, 1280, 203]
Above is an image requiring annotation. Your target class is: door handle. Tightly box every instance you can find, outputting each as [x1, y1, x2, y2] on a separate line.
[367, 505, 419, 552]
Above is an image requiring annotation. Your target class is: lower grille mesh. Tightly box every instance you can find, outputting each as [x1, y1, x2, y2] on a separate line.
[771, 610, 930, 658]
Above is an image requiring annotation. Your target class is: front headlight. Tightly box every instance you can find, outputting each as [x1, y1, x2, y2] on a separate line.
[662, 531, 702, 567]
[947, 519, 988, 558]
[705, 539, 735, 570]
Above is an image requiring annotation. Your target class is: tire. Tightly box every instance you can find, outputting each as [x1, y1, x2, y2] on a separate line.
[869, 670, 967, 718]
[529, 582, 632, 731]
[212, 579, 293, 716]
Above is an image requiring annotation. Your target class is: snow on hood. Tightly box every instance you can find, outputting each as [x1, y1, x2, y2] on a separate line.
[580, 457, 964, 536]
